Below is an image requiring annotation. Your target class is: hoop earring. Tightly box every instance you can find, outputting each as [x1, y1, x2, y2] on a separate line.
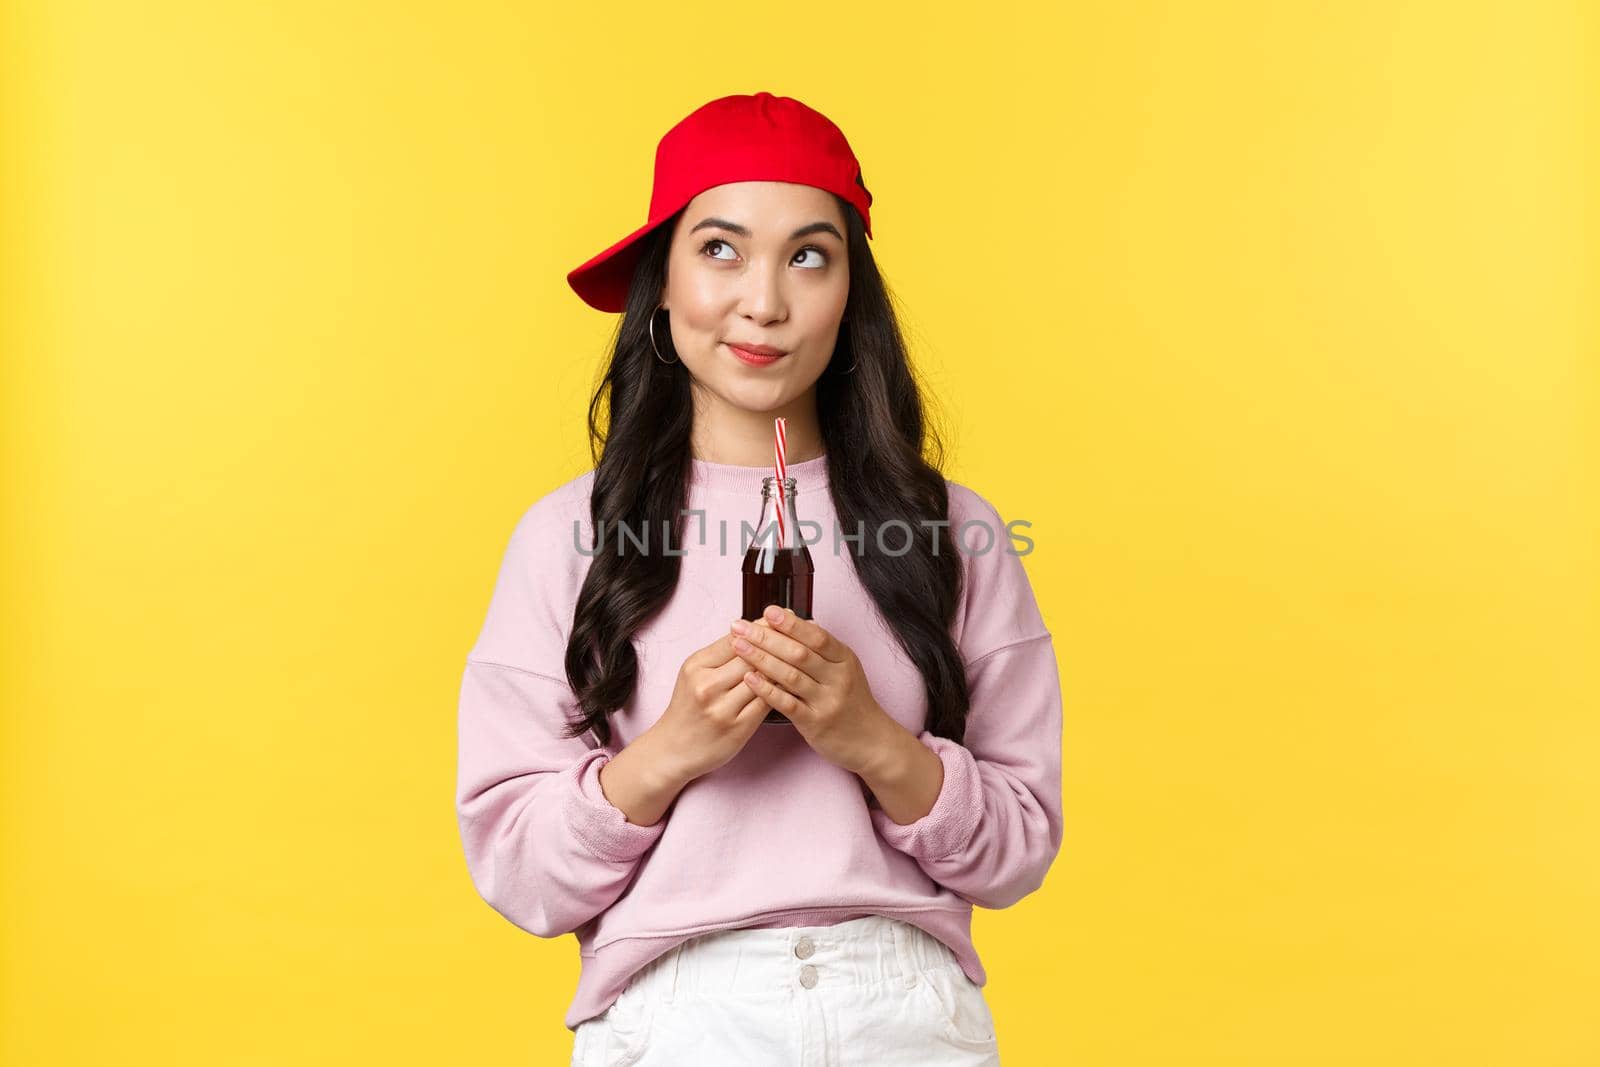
[649, 305, 679, 365]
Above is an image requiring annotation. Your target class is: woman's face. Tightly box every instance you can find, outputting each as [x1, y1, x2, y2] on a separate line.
[660, 181, 850, 413]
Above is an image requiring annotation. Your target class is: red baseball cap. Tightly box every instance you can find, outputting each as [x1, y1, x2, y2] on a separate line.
[566, 91, 874, 313]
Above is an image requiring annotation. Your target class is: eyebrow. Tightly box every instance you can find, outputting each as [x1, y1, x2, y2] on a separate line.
[689, 217, 844, 242]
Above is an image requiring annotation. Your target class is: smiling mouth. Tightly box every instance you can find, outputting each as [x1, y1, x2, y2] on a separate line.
[725, 343, 789, 365]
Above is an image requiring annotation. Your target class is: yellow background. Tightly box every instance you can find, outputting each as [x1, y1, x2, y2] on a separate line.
[3, 1, 1596, 1063]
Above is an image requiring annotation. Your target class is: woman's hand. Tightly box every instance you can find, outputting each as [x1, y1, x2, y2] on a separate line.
[730, 605, 900, 778]
[648, 631, 773, 785]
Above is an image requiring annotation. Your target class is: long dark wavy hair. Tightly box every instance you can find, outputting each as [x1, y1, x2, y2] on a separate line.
[560, 193, 970, 750]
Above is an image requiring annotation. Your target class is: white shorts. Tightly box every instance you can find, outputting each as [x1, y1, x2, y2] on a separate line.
[570, 914, 1002, 1066]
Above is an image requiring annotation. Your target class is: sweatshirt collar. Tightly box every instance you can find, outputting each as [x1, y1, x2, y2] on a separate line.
[688, 449, 831, 497]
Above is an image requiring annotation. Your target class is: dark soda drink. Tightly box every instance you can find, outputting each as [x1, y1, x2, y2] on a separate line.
[741, 474, 814, 724]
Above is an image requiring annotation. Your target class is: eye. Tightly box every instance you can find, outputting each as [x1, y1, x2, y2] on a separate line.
[697, 239, 830, 269]
[793, 246, 829, 268]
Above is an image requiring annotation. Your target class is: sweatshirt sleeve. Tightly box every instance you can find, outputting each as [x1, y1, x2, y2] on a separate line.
[454, 488, 667, 938]
[868, 486, 1064, 909]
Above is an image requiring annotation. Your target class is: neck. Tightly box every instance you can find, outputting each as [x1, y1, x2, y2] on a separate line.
[688, 448, 831, 497]
[689, 390, 824, 466]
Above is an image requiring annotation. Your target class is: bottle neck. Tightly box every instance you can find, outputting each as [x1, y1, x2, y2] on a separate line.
[754, 483, 804, 551]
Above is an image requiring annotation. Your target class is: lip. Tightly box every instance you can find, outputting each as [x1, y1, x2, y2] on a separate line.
[725, 342, 789, 366]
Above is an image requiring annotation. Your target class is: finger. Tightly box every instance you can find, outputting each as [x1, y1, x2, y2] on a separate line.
[741, 668, 809, 723]
[731, 618, 827, 687]
[757, 605, 848, 663]
[736, 687, 768, 727]
[701, 616, 779, 664]
[695, 629, 748, 670]
[707, 643, 761, 691]
[732, 639, 819, 700]
[712, 670, 760, 718]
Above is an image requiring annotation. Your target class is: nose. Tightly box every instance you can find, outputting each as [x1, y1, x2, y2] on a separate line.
[736, 259, 788, 324]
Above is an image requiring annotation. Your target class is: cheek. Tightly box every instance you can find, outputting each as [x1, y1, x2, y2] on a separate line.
[796, 304, 848, 364]
[673, 269, 727, 317]
[667, 304, 724, 361]
[794, 339, 837, 377]
[671, 291, 720, 332]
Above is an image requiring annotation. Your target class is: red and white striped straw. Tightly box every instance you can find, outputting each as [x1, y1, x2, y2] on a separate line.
[773, 416, 787, 549]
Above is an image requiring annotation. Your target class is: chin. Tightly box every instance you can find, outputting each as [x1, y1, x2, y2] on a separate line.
[719, 379, 800, 413]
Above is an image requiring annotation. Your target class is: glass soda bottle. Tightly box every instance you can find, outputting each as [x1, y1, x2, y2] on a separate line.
[742, 475, 814, 725]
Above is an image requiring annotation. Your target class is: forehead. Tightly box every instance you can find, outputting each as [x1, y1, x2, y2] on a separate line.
[682, 181, 844, 233]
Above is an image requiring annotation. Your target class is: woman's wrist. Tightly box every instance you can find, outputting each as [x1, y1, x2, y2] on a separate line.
[857, 724, 944, 825]
[598, 728, 692, 827]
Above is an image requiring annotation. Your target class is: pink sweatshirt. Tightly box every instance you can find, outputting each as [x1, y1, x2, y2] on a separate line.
[455, 450, 1064, 1031]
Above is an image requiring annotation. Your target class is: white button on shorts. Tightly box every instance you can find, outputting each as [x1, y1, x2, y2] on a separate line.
[571, 914, 1000, 1066]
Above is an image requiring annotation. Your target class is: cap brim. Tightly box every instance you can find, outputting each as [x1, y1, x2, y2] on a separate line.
[566, 214, 675, 314]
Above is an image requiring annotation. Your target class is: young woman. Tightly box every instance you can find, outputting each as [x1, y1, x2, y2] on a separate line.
[456, 92, 1064, 1067]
